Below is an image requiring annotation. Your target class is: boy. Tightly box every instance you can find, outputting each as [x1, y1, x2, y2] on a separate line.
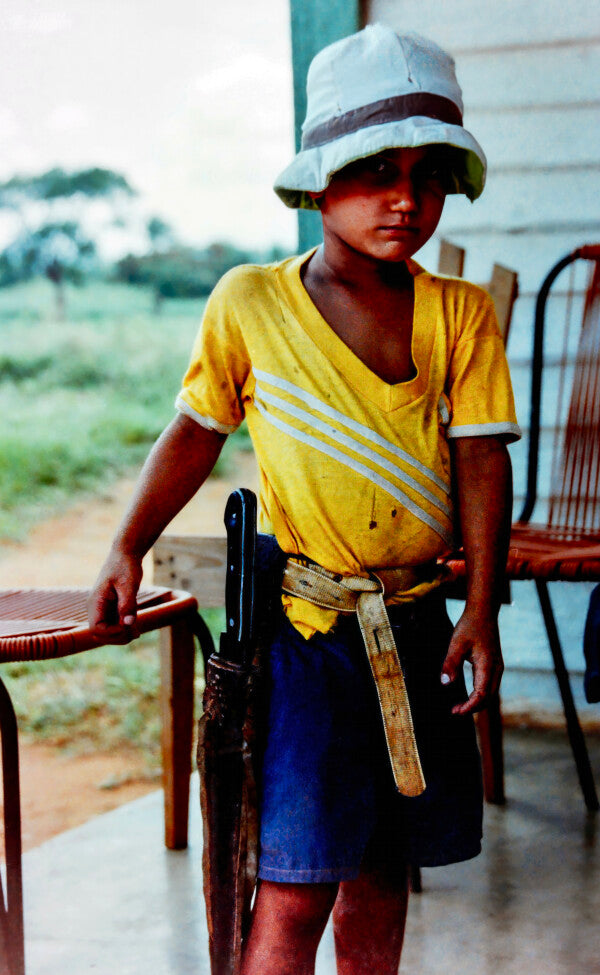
[89, 25, 520, 975]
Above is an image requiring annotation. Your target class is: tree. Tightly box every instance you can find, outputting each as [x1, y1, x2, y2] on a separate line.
[0, 167, 134, 208]
[146, 215, 174, 252]
[0, 167, 136, 316]
[2, 222, 97, 318]
[114, 241, 253, 309]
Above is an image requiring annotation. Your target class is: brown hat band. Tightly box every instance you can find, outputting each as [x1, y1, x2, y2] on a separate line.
[302, 92, 463, 150]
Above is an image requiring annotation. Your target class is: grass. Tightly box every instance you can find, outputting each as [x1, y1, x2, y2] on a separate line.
[0, 277, 246, 767]
[0, 278, 250, 541]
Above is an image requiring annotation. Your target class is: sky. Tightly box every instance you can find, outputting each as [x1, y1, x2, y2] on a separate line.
[0, 0, 298, 251]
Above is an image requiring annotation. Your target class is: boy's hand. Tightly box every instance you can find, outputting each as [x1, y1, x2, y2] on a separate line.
[87, 550, 143, 644]
[440, 610, 504, 715]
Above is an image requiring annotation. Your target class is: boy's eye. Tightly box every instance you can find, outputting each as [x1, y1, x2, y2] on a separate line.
[335, 155, 400, 186]
[361, 156, 399, 182]
[416, 160, 444, 184]
[415, 149, 454, 190]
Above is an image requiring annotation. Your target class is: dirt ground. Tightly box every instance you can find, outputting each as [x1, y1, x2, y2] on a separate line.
[0, 451, 259, 851]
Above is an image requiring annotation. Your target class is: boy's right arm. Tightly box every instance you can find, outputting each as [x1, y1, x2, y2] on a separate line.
[88, 413, 227, 640]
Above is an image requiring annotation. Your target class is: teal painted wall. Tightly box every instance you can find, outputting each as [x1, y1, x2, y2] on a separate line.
[290, 0, 361, 252]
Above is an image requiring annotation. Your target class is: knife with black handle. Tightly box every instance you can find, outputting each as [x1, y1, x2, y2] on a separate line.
[220, 488, 257, 668]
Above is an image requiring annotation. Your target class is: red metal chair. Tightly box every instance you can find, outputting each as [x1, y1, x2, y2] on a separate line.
[0, 585, 200, 975]
[447, 245, 600, 811]
[507, 245, 600, 811]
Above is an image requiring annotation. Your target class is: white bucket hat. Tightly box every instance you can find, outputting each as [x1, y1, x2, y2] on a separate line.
[274, 25, 486, 210]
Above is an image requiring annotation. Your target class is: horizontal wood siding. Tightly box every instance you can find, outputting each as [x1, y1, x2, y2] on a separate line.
[366, 0, 598, 49]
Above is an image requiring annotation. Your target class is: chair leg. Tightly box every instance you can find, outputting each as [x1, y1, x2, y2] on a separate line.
[476, 691, 506, 805]
[0, 678, 24, 975]
[160, 613, 197, 850]
[407, 863, 422, 893]
[535, 580, 599, 811]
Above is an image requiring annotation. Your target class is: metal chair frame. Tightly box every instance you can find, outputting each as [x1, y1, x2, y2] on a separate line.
[510, 245, 600, 811]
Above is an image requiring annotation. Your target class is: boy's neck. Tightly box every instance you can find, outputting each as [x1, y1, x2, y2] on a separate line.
[310, 239, 414, 294]
[301, 238, 418, 385]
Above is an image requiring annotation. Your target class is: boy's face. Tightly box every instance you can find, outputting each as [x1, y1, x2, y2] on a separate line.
[314, 146, 447, 263]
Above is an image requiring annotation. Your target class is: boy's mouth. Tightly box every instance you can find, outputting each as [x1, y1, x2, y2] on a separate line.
[378, 225, 420, 236]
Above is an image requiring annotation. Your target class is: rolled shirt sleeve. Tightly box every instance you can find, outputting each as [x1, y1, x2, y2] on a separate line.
[446, 290, 521, 442]
[175, 270, 252, 434]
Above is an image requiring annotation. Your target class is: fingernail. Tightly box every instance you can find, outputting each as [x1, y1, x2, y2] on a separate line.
[440, 673, 451, 685]
[123, 615, 135, 626]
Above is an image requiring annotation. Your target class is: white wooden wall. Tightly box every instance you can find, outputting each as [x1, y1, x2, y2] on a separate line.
[365, 0, 600, 510]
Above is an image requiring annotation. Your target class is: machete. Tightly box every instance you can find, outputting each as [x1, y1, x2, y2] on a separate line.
[198, 488, 259, 975]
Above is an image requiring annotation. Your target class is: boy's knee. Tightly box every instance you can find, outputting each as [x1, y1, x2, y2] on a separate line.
[334, 868, 408, 924]
[258, 880, 337, 936]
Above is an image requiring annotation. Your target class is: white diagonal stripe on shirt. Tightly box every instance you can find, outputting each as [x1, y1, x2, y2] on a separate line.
[256, 386, 450, 518]
[253, 368, 449, 495]
[253, 398, 453, 546]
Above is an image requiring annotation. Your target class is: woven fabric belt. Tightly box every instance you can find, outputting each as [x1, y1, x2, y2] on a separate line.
[282, 560, 426, 797]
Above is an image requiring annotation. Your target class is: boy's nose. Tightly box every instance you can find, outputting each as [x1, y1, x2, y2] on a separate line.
[388, 177, 418, 212]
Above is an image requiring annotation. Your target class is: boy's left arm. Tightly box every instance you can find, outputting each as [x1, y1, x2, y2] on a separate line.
[442, 435, 513, 715]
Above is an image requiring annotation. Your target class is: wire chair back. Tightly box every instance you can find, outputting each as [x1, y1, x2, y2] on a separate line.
[519, 245, 600, 540]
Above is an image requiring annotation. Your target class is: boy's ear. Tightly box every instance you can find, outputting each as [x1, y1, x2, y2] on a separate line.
[307, 190, 324, 209]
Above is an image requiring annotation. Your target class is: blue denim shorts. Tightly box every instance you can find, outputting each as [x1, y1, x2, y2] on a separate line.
[256, 591, 483, 884]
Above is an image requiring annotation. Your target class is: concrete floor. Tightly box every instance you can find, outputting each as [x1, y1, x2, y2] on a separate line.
[20, 727, 600, 975]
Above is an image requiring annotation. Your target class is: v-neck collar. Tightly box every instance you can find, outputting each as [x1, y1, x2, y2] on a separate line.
[277, 249, 436, 413]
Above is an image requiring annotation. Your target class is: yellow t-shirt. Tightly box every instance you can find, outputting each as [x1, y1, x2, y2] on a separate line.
[176, 251, 520, 636]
